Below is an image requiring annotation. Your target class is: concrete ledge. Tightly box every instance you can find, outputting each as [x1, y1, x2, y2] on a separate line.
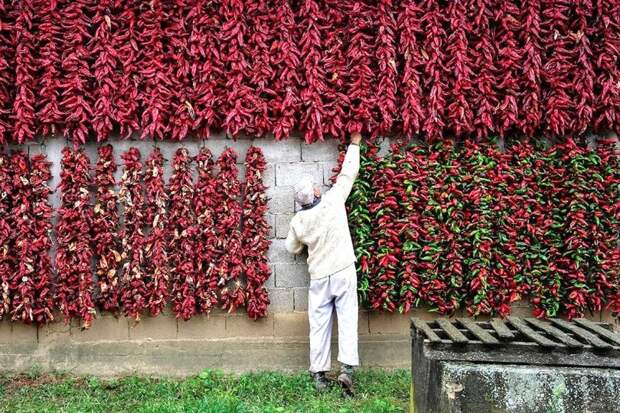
[0, 335, 410, 377]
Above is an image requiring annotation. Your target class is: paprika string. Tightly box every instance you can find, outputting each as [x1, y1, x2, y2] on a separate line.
[0, 0, 15, 143]
[119, 147, 148, 321]
[143, 147, 169, 317]
[0, 151, 11, 319]
[93, 144, 121, 314]
[55, 147, 96, 328]
[241, 146, 271, 320]
[168, 148, 198, 321]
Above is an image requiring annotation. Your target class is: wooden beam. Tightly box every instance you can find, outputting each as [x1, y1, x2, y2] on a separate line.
[551, 319, 613, 350]
[573, 319, 620, 346]
[490, 319, 515, 340]
[436, 318, 469, 344]
[457, 318, 500, 345]
[525, 318, 583, 349]
[411, 318, 442, 343]
[508, 317, 562, 348]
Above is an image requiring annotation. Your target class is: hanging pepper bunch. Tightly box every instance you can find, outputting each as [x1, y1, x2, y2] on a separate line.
[12, 0, 37, 144]
[0, 0, 15, 143]
[398, 0, 425, 137]
[10, 152, 55, 324]
[346, 142, 379, 305]
[0, 151, 12, 319]
[445, 0, 474, 136]
[35, 0, 64, 137]
[113, 0, 140, 138]
[167, 148, 198, 320]
[366, 144, 408, 312]
[193, 147, 219, 314]
[143, 148, 169, 317]
[189, 0, 223, 139]
[119, 148, 148, 321]
[493, 0, 521, 136]
[90, 0, 118, 142]
[214, 148, 245, 313]
[519, 0, 543, 137]
[271, 0, 301, 141]
[598, 137, 620, 315]
[344, 0, 377, 136]
[373, 0, 397, 136]
[164, 1, 195, 142]
[241, 146, 271, 319]
[137, 0, 172, 140]
[60, 0, 94, 146]
[93, 144, 121, 313]
[570, 1, 595, 135]
[396, 144, 428, 313]
[55, 148, 95, 327]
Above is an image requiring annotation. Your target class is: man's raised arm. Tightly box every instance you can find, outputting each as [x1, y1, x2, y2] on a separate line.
[330, 133, 362, 202]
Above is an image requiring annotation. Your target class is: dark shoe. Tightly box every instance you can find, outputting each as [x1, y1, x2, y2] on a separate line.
[312, 372, 331, 392]
[337, 372, 354, 397]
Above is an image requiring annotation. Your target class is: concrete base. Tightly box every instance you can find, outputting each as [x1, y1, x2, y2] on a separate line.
[0, 335, 409, 376]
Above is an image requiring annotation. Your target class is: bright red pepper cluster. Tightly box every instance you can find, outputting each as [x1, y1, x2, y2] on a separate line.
[55, 148, 96, 328]
[337, 137, 619, 320]
[0, 0, 617, 145]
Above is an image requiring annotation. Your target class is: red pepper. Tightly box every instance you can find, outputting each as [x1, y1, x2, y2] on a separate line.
[0, 151, 13, 319]
[93, 144, 121, 314]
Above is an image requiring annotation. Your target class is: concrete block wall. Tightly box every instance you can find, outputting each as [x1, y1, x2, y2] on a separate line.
[2, 134, 618, 376]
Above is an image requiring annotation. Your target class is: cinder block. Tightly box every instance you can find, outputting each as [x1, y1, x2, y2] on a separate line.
[177, 314, 227, 339]
[267, 186, 295, 214]
[321, 161, 340, 185]
[601, 310, 619, 331]
[267, 214, 276, 239]
[301, 141, 339, 162]
[509, 304, 534, 318]
[276, 163, 323, 187]
[267, 288, 294, 312]
[226, 314, 274, 337]
[256, 139, 302, 163]
[268, 239, 295, 263]
[275, 263, 310, 288]
[274, 313, 309, 337]
[71, 315, 129, 342]
[0, 320, 10, 344]
[128, 313, 178, 340]
[275, 214, 293, 239]
[293, 287, 309, 311]
[7, 322, 37, 344]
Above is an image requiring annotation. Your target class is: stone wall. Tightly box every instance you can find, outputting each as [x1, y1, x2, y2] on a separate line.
[1, 135, 617, 376]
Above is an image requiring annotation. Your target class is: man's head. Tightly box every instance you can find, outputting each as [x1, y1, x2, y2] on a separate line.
[294, 174, 321, 207]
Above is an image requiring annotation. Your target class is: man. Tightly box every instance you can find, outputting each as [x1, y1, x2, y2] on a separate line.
[285, 132, 362, 394]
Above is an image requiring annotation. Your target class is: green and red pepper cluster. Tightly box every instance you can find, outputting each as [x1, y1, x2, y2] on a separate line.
[337, 137, 619, 319]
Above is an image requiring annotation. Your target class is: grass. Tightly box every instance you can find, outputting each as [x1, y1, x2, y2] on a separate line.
[0, 369, 410, 413]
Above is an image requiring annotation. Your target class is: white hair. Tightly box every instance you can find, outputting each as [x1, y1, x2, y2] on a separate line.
[294, 174, 316, 206]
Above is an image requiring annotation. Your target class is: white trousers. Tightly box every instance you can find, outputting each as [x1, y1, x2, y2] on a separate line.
[308, 264, 359, 373]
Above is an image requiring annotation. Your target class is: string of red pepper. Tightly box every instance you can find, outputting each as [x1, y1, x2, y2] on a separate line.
[168, 148, 198, 321]
[143, 148, 169, 317]
[0, 0, 14, 143]
[215, 148, 245, 313]
[242, 146, 271, 320]
[119, 147, 148, 321]
[10, 152, 55, 324]
[193, 147, 219, 315]
[0, 151, 11, 319]
[55, 148, 96, 328]
[93, 144, 121, 314]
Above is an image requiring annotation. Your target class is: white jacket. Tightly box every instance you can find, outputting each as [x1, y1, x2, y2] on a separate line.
[285, 144, 360, 279]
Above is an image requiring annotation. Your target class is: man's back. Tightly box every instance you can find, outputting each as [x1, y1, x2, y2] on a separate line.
[285, 144, 360, 279]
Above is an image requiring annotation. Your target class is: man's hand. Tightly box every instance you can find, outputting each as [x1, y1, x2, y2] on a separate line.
[351, 132, 362, 145]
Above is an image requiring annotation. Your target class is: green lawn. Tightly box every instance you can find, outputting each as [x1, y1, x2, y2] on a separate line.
[0, 369, 410, 413]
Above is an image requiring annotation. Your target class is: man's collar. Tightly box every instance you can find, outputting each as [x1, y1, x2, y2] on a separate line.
[301, 196, 322, 211]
